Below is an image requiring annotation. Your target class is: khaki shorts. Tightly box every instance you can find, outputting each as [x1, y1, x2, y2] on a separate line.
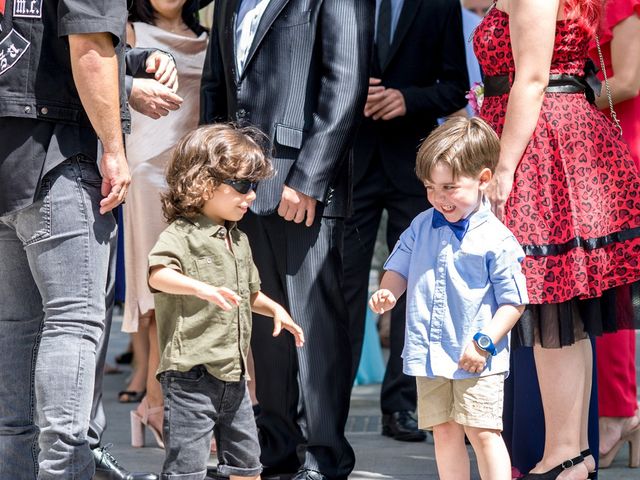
[416, 373, 505, 431]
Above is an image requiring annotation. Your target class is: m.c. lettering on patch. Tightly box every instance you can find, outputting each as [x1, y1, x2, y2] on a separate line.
[0, 28, 30, 76]
[13, 0, 42, 18]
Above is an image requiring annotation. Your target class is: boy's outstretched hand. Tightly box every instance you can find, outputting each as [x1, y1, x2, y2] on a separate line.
[272, 306, 305, 347]
[369, 289, 397, 314]
[196, 285, 241, 311]
[458, 342, 489, 374]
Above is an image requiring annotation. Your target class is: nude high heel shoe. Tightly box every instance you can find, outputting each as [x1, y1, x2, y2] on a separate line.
[130, 397, 165, 448]
[599, 425, 640, 468]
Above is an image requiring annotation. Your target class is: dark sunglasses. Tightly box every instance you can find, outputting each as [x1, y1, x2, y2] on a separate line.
[223, 179, 258, 194]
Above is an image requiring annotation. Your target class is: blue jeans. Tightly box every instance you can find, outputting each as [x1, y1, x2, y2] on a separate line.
[160, 367, 262, 480]
[0, 156, 116, 479]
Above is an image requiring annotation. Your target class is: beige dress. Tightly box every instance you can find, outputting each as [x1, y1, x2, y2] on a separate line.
[122, 22, 208, 333]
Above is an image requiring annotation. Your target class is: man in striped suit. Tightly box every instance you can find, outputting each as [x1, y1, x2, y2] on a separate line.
[200, 1, 374, 479]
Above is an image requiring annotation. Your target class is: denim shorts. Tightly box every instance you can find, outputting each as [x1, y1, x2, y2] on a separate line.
[159, 366, 262, 480]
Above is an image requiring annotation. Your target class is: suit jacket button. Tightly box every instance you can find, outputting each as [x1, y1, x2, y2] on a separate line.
[237, 108, 247, 119]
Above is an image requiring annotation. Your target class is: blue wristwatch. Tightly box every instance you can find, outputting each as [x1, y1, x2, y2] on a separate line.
[473, 332, 497, 356]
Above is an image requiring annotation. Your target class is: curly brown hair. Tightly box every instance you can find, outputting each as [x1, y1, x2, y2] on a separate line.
[161, 124, 274, 223]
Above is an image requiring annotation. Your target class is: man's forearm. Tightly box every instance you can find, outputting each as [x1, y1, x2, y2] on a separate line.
[69, 33, 124, 154]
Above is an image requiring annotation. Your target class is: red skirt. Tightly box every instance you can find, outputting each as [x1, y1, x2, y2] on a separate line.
[482, 92, 640, 346]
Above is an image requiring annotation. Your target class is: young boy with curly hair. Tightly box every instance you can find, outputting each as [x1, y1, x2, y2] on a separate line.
[147, 124, 304, 480]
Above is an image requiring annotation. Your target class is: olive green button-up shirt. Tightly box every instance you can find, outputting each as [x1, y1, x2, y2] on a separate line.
[149, 215, 260, 382]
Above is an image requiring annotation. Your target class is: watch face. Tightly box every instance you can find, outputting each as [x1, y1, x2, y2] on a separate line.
[478, 336, 491, 348]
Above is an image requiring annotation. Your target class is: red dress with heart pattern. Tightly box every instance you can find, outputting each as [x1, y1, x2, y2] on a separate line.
[474, 6, 640, 346]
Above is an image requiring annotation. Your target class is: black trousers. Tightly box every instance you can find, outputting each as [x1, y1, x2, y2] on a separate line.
[240, 212, 354, 480]
[343, 154, 427, 414]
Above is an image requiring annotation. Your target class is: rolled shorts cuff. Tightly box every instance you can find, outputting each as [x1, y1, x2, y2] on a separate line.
[217, 464, 263, 477]
[161, 469, 207, 480]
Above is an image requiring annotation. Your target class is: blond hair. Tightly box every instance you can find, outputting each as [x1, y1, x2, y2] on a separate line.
[416, 117, 500, 183]
[162, 124, 274, 223]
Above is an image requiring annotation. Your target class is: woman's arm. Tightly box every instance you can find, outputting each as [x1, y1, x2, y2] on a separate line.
[126, 22, 136, 47]
[595, 12, 640, 109]
[488, 0, 560, 220]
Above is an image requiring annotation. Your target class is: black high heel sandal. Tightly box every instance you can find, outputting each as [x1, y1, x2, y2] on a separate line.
[581, 449, 597, 479]
[521, 454, 584, 479]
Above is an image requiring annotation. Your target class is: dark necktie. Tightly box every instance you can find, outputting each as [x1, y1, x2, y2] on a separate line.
[377, 0, 392, 68]
[432, 209, 470, 241]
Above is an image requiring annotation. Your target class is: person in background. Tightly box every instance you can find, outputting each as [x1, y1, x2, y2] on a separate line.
[589, 0, 640, 469]
[463, 0, 494, 17]
[475, 1, 640, 478]
[118, 0, 209, 453]
[0, 1, 130, 478]
[460, 0, 492, 116]
[343, 0, 468, 443]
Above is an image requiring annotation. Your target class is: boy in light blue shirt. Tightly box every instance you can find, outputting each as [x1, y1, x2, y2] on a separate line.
[370, 117, 528, 480]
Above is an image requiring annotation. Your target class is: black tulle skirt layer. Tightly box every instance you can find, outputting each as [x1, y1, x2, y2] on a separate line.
[513, 282, 640, 348]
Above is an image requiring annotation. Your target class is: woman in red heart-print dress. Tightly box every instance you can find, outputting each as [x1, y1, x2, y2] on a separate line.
[474, 0, 640, 478]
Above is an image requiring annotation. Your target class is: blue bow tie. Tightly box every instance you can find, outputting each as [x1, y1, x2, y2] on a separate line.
[432, 209, 470, 241]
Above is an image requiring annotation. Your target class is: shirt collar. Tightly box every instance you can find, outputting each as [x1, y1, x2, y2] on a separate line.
[466, 196, 492, 233]
[187, 214, 237, 239]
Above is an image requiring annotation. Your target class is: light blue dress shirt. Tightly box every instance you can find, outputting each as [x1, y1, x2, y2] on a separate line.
[384, 201, 528, 380]
[461, 7, 484, 116]
[375, 0, 405, 43]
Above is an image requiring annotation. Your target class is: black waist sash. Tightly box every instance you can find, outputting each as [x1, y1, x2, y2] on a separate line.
[484, 74, 587, 97]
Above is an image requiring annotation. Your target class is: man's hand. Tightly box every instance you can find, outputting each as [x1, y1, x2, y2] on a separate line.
[130, 78, 183, 119]
[145, 51, 178, 92]
[458, 342, 489, 374]
[364, 77, 407, 121]
[278, 186, 317, 227]
[99, 151, 131, 214]
[364, 77, 386, 115]
[272, 306, 305, 347]
[369, 289, 397, 314]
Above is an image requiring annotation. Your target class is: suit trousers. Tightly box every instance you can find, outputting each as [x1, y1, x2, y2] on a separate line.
[240, 211, 354, 479]
[343, 153, 427, 413]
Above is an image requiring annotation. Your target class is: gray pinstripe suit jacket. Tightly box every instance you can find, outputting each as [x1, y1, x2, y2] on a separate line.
[200, 0, 374, 217]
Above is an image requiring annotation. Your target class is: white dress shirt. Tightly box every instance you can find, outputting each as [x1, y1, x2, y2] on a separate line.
[235, 0, 271, 73]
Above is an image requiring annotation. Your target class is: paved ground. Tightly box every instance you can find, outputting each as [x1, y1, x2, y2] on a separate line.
[100, 315, 640, 479]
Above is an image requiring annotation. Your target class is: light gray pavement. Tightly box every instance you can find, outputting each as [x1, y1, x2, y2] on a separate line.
[100, 315, 640, 479]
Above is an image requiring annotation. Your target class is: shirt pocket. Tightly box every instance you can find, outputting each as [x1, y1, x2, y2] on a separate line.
[194, 256, 225, 286]
[452, 251, 488, 289]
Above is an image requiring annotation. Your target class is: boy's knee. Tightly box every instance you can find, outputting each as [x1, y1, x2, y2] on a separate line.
[432, 420, 464, 441]
[463, 425, 502, 445]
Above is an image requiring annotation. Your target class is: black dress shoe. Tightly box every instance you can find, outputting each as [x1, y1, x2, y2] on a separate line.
[92, 444, 159, 480]
[381, 411, 427, 442]
[291, 469, 328, 480]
